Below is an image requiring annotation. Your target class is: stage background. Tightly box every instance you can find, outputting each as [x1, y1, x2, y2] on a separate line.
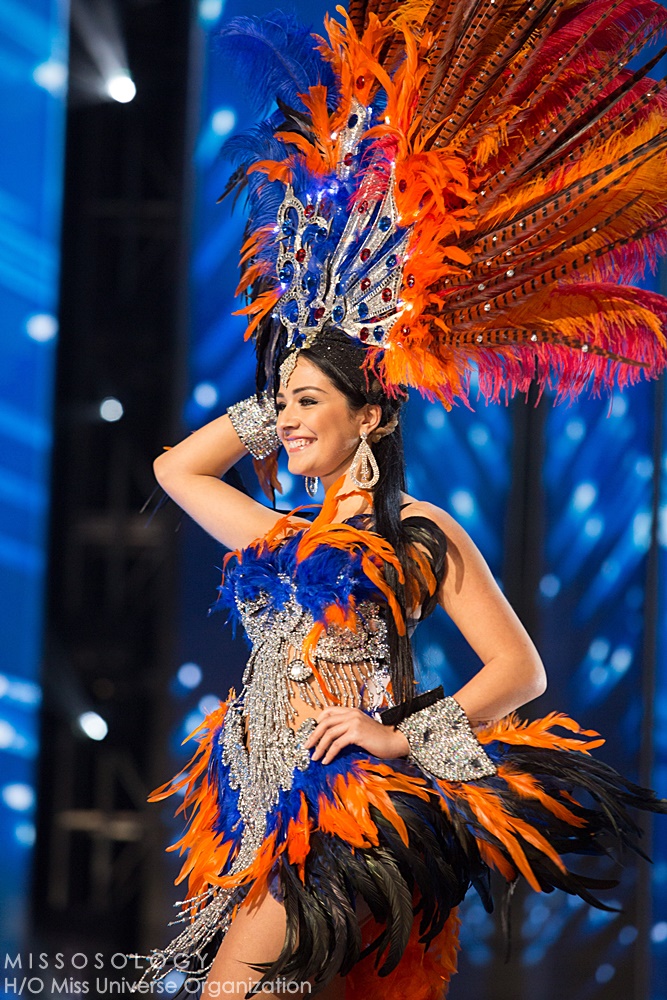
[176, 3, 667, 999]
[0, 2, 664, 998]
[0, 0, 68, 968]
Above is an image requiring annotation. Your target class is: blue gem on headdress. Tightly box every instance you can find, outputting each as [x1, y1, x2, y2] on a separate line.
[294, 331, 306, 347]
[378, 216, 392, 232]
[279, 262, 294, 283]
[348, 113, 358, 128]
[304, 274, 317, 292]
[316, 227, 328, 242]
[358, 302, 369, 320]
[387, 254, 397, 268]
[333, 305, 345, 323]
[284, 300, 299, 323]
[282, 220, 295, 236]
[373, 326, 384, 340]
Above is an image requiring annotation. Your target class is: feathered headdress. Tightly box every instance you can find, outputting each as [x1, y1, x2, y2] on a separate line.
[219, 0, 667, 409]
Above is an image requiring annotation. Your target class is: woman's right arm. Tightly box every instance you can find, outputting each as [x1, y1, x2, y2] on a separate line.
[154, 409, 285, 550]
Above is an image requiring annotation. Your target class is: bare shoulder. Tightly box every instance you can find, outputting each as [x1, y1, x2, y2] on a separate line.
[399, 494, 491, 595]
[399, 494, 470, 545]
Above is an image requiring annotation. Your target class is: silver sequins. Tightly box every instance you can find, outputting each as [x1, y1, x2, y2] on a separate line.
[227, 394, 281, 459]
[397, 696, 497, 781]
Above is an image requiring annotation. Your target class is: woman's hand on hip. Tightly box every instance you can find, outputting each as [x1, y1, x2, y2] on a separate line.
[303, 707, 410, 764]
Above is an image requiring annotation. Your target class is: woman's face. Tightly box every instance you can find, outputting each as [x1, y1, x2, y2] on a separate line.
[275, 355, 380, 489]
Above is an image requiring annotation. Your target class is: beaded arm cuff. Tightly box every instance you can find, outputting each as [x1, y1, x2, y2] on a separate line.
[380, 686, 444, 728]
[396, 696, 497, 781]
[227, 394, 281, 460]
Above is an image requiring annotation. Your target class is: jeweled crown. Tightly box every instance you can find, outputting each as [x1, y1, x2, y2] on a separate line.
[274, 100, 409, 353]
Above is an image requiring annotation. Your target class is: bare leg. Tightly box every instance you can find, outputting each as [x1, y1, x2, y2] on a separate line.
[201, 889, 346, 999]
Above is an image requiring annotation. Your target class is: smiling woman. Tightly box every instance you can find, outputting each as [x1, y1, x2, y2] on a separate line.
[276, 362, 380, 486]
[145, 328, 665, 1000]
[142, 1, 667, 997]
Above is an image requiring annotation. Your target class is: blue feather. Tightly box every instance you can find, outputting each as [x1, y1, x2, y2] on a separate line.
[217, 529, 388, 636]
[221, 114, 287, 168]
[217, 11, 335, 117]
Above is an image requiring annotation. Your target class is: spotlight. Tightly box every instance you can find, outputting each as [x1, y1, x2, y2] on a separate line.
[211, 109, 235, 137]
[177, 663, 203, 689]
[33, 60, 68, 95]
[106, 72, 136, 103]
[2, 784, 35, 812]
[199, 0, 224, 22]
[26, 313, 58, 342]
[100, 397, 123, 422]
[193, 382, 219, 408]
[78, 711, 108, 741]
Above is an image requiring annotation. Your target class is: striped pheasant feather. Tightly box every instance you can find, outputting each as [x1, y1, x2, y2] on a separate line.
[222, 0, 667, 407]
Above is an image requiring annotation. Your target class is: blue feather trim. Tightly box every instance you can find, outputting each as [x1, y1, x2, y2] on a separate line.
[216, 11, 335, 117]
[215, 529, 389, 633]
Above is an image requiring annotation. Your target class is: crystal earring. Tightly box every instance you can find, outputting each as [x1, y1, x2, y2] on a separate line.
[304, 476, 319, 498]
[349, 432, 380, 489]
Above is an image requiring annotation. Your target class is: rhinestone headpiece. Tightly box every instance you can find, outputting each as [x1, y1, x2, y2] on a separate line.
[227, 4, 667, 409]
[276, 174, 409, 353]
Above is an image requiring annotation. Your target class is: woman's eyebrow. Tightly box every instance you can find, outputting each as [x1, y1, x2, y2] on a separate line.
[276, 385, 328, 398]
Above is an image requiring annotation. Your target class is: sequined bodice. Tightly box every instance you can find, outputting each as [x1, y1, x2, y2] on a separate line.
[218, 525, 393, 871]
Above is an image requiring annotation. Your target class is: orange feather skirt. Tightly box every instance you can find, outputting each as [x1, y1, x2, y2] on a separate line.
[142, 700, 666, 998]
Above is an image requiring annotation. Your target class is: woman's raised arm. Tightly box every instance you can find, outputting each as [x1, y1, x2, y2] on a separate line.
[154, 406, 285, 550]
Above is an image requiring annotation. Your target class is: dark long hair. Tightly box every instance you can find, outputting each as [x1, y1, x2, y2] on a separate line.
[298, 330, 417, 704]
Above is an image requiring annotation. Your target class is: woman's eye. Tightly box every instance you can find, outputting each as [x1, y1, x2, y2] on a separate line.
[299, 397, 317, 406]
[276, 402, 286, 412]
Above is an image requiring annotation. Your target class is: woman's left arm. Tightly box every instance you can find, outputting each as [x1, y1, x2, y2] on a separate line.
[424, 501, 547, 725]
[305, 501, 546, 765]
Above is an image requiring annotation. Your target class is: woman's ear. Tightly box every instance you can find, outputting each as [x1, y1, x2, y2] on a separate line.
[359, 403, 383, 437]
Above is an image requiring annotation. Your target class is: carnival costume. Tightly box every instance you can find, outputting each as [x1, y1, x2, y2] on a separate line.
[141, 1, 667, 996]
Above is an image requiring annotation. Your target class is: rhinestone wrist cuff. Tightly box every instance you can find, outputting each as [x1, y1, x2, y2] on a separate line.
[227, 394, 281, 460]
[397, 696, 497, 781]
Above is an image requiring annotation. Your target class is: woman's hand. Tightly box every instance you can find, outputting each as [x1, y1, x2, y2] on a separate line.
[303, 707, 410, 764]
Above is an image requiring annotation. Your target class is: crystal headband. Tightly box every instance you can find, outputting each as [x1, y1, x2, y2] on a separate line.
[273, 90, 411, 360]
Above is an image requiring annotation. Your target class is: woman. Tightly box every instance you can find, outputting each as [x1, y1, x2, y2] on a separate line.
[146, 333, 663, 1000]
[140, 1, 667, 995]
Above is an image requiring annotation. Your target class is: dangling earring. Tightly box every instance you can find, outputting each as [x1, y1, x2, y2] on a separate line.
[349, 432, 380, 489]
[304, 476, 319, 498]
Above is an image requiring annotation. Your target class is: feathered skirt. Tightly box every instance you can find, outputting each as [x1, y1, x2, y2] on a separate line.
[144, 700, 666, 999]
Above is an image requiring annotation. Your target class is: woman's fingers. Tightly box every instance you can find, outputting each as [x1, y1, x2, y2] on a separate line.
[304, 707, 357, 748]
[309, 723, 349, 761]
[320, 733, 355, 765]
[304, 707, 403, 764]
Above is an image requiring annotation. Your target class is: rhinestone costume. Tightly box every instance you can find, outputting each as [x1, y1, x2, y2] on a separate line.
[220, 579, 391, 870]
[139, 513, 667, 997]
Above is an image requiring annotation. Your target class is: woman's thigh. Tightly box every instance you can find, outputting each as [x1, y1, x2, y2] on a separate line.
[201, 889, 287, 997]
[200, 889, 346, 998]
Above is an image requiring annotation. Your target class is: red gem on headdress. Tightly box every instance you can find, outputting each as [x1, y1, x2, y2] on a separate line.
[296, 249, 306, 263]
[398, 179, 407, 193]
[382, 288, 393, 302]
[313, 307, 325, 320]
[358, 200, 369, 214]
[401, 325, 410, 334]
[304, 205, 315, 218]
[361, 278, 371, 291]
[360, 248, 371, 261]
[356, 75, 365, 89]
[359, 327, 369, 341]
[406, 273, 415, 287]
[343, 153, 354, 166]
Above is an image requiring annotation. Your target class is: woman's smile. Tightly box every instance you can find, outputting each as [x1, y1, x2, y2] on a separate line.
[284, 436, 316, 453]
[274, 355, 380, 489]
